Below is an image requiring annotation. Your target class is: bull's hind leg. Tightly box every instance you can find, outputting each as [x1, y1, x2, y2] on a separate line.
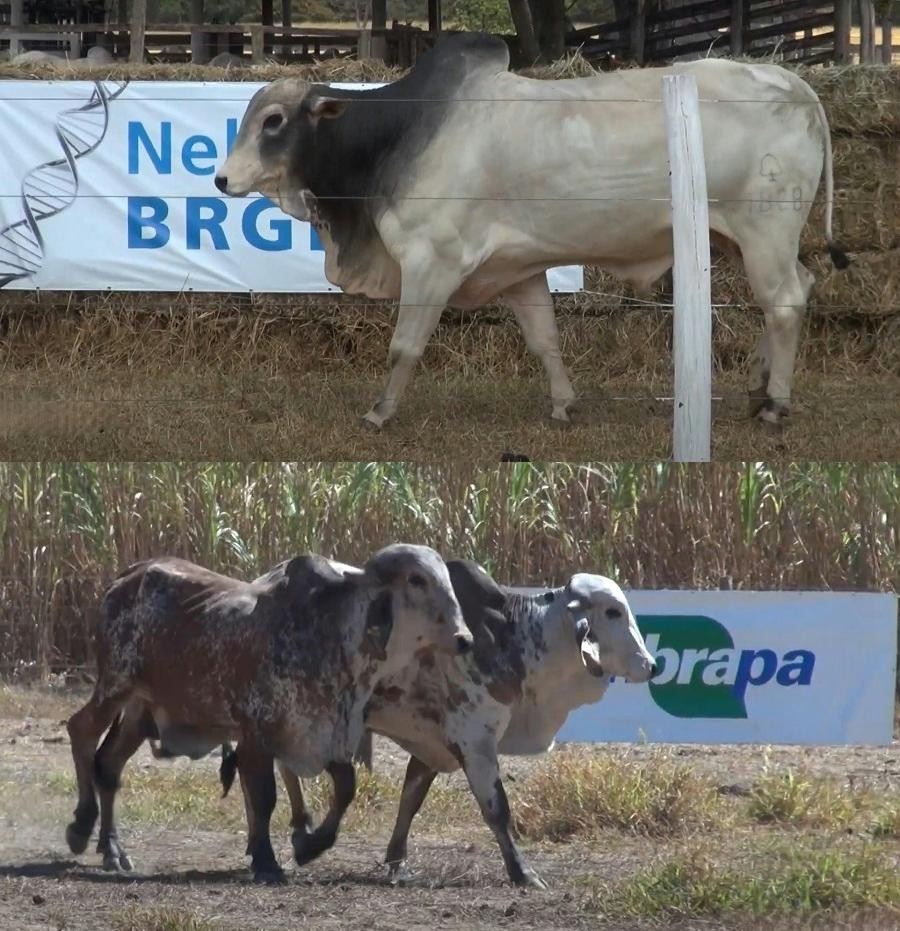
[743, 246, 814, 426]
[65, 689, 127, 855]
[235, 741, 283, 884]
[93, 701, 151, 872]
[504, 274, 575, 423]
[292, 761, 355, 866]
[384, 756, 438, 884]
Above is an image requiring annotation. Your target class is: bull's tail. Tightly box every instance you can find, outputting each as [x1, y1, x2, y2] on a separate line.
[815, 97, 849, 270]
[220, 743, 238, 798]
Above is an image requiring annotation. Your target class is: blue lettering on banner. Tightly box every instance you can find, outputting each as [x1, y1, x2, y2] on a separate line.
[243, 199, 291, 252]
[127, 197, 170, 248]
[128, 122, 172, 175]
[182, 135, 218, 176]
[186, 198, 229, 250]
[310, 228, 324, 251]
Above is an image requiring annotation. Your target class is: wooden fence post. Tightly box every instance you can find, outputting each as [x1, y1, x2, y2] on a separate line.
[251, 24, 265, 63]
[858, 0, 876, 62]
[130, 0, 146, 63]
[663, 74, 712, 463]
[834, 0, 852, 62]
[281, 0, 292, 57]
[9, 0, 22, 58]
[882, 10, 894, 64]
[629, 0, 645, 64]
[730, 0, 744, 56]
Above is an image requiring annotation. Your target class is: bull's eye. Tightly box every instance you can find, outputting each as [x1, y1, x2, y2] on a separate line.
[606, 607, 622, 619]
[408, 573, 427, 589]
[262, 113, 284, 133]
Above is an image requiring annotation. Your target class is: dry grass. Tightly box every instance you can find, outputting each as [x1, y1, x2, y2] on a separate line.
[112, 906, 218, 931]
[746, 768, 866, 828]
[510, 748, 719, 840]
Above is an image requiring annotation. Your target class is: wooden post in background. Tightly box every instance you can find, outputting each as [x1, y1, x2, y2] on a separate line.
[858, 0, 876, 62]
[281, 0, 292, 57]
[663, 73, 712, 463]
[629, 0, 645, 64]
[9, 0, 23, 58]
[130, 0, 146, 63]
[834, 0, 852, 62]
[882, 7, 894, 64]
[730, 0, 744, 56]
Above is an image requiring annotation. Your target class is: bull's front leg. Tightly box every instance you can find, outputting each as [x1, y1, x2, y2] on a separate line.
[235, 739, 284, 884]
[459, 740, 547, 890]
[292, 760, 356, 866]
[384, 756, 438, 884]
[363, 259, 463, 429]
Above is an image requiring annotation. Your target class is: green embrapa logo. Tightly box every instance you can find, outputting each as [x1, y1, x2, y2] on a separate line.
[637, 615, 815, 719]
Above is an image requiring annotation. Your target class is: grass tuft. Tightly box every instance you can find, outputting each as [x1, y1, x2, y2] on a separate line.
[112, 906, 217, 931]
[511, 748, 719, 840]
[746, 768, 861, 827]
[585, 842, 900, 919]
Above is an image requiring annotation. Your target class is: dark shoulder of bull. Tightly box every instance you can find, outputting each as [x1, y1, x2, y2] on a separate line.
[295, 32, 510, 207]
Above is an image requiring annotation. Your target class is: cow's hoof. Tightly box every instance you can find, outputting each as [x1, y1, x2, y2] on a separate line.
[293, 830, 335, 866]
[65, 823, 91, 855]
[551, 398, 576, 424]
[253, 866, 287, 885]
[102, 851, 134, 873]
[387, 860, 412, 886]
[517, 869, 549, 890]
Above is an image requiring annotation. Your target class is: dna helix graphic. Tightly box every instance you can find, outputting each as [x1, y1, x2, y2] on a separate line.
[0, 79, 129, 289]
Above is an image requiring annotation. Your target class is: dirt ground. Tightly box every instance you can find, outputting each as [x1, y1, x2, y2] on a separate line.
[0, 688, 898, 931]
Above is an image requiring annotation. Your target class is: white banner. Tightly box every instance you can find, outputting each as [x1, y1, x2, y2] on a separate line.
[512, 589, 897, 746]
[0, 80, 584, 294]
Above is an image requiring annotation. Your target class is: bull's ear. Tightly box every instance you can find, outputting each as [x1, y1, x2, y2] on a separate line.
[308, 96, 348, 121]
[363, 592, 393, 659]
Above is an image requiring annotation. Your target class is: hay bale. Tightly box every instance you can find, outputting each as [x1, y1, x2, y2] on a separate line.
[802, 137, 900, 254]
[802, 65, 900, 137]
[208, 52, 247, 70]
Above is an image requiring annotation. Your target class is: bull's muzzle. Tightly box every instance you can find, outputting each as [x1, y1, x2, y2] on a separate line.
[214, 174, 229, 194]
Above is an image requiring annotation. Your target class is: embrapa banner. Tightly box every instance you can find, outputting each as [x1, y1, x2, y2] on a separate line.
[510, 589, 897, 745]
[0, 80, 583, 294]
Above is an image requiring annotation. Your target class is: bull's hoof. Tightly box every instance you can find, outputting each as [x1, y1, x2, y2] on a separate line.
[66, 823, 91, 855]
[102, 851, 134, 873]
[361, 411, 386, 430]
[293, 829, 336, 867]
[550, 399, 576, 424]
[516, 868, 549, 890]
[252, 866, 287, 885]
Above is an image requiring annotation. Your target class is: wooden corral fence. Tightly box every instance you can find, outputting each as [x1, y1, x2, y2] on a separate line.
[0, 0, 896, 65]
[568, 0, 897, 65]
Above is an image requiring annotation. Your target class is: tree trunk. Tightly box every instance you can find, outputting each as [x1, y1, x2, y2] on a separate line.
[508, 0, 540, 63]
[539, 0, 566, 60]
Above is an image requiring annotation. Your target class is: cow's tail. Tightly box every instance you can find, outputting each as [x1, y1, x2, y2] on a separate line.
[815, 97, 849, 270]
[220, 743, 238, 798]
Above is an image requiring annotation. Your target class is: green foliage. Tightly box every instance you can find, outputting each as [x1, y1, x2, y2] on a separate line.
[446, 0, 513, 32]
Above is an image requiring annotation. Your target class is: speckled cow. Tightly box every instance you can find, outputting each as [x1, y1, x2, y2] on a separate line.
[228, 559, 659, 889]
[64, 545, 472, 882]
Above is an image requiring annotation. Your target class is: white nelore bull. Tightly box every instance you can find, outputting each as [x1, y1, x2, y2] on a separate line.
[216, 33, 846, 429]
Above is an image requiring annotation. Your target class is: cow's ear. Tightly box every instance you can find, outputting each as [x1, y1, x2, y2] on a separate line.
[363, 591, 393, 659]
[308, 96, 348, 121]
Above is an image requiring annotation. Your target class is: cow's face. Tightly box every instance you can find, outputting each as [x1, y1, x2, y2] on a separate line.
[564, 574, 657, 683]
[214, 78, 315, 219]
[364, 545, 473, 659]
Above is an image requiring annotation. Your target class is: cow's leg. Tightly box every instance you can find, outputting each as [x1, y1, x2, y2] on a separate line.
[504, 273, 575, 422]
[277, 761, 313, 840]
[354, 731, 373, 770]
[384, 756, 438, 884]
[65, 688, 127, 855]
[363, 268, 461, 428]
[742, 247, 812, 426]
[292, 761, 355, 866]
[93, 703, 148, 872]
[235, 741, 283, 883]
[460, 743, 547, 889]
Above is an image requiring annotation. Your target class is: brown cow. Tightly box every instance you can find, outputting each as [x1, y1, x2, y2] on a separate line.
[65, 545, 472, 882]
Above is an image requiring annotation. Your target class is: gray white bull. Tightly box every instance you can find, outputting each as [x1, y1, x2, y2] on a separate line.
[216, 33, 846, 430]
[65, 545, 471, 882]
